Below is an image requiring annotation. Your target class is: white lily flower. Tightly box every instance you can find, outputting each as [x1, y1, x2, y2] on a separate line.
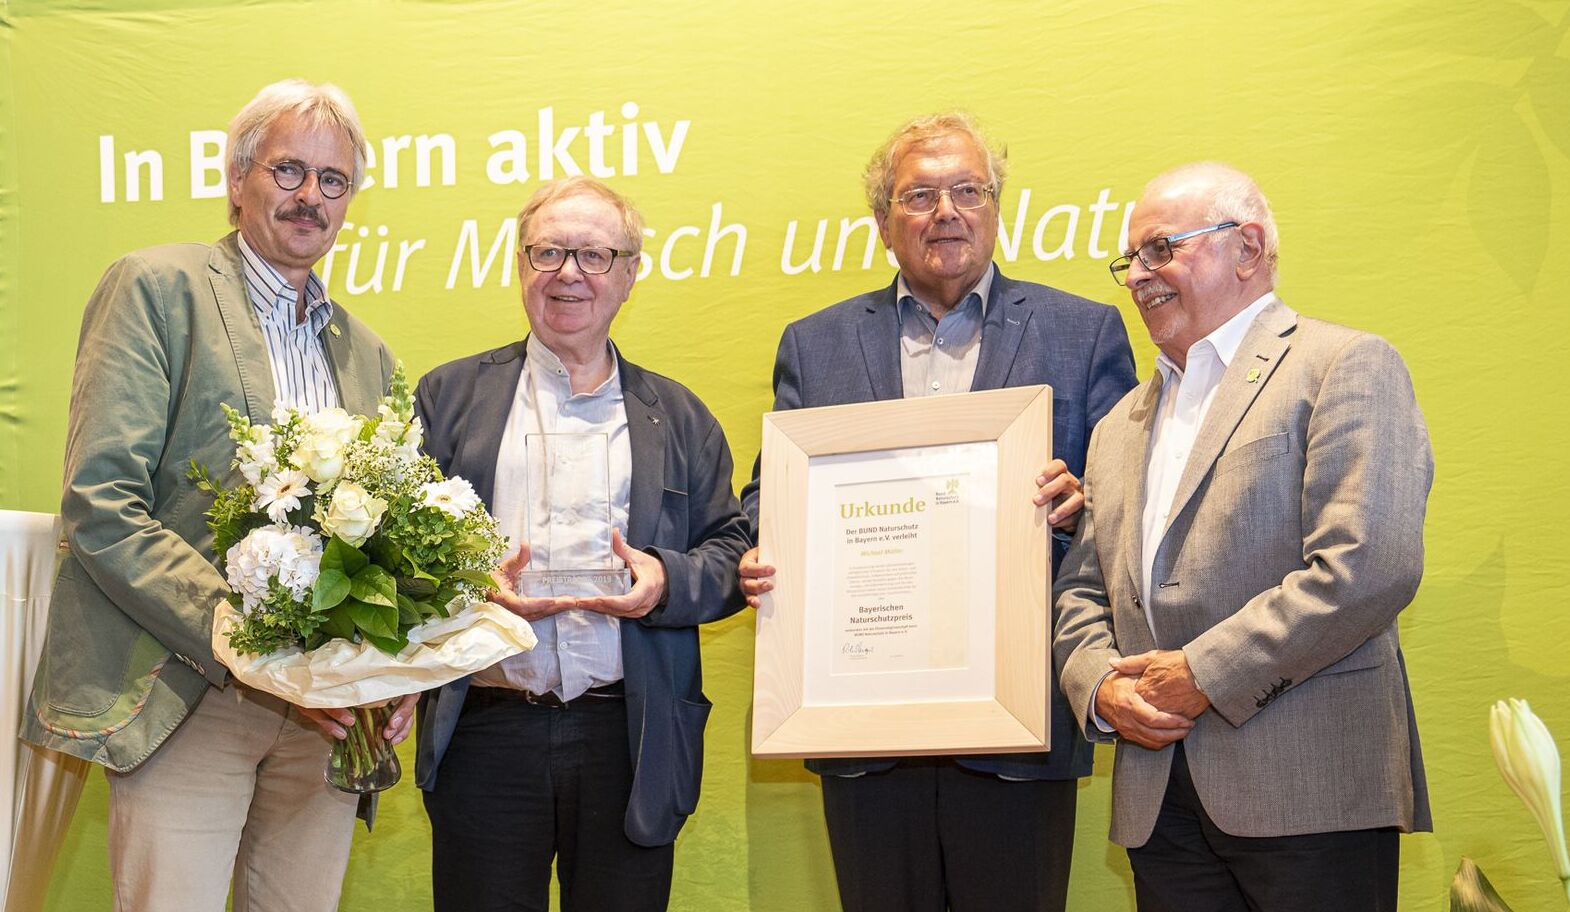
[1490, 698, 1570, 899]
[254, 468, 311, 522]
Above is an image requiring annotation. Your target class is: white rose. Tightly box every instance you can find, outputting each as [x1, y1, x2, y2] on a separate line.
[320, 482, 387, 546]
[417, 477, 481, 519]
[291, 408, 362, 483]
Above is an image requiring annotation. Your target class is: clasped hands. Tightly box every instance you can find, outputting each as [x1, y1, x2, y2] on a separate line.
[740, 460, 1084, 608]
[1095, 649, 1211, 750]
[486, 528, 667, 622]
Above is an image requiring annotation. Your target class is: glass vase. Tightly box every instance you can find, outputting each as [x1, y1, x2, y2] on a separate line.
[325, 702, 402, 793]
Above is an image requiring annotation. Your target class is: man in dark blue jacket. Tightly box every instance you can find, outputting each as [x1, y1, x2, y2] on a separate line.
[740, 112, 1137, 912]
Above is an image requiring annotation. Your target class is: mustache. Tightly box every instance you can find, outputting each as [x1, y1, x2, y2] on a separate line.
[275, 203, 328, 229]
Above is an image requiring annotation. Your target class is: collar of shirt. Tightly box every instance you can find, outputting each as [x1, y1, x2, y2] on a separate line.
[236, 232, 334, 335]
[896, 262, 995, 326]
[524, 334, 623, 406]
[1153, 291, 1278, 386]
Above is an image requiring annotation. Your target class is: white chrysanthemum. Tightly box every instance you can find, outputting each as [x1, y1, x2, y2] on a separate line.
[291, 407, 362, 483]
[254, 468, 310, 522]
[225, 524, 323, 613]
[418, 477, 481, 519]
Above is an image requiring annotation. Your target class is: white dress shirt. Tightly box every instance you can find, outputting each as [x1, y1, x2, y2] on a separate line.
[472, 335, 633, 699]
[1139, 292, 1277, 624]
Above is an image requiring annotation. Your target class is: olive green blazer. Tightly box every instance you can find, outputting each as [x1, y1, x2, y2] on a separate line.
[22, 232, 393, 771]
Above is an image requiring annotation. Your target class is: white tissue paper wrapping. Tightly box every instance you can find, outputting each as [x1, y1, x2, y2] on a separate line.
[212, 598, 536, 708]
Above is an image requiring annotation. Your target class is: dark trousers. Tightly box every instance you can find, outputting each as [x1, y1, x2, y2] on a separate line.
[820, 758, 1078, 912]
[1128, 744, 1399, 912]
[422, 687, 673, 912]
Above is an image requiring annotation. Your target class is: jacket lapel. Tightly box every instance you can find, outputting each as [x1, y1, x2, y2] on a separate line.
[857, 282, 903, 401]
[970, 270, 1029, 392]
[207, 233, 276, 422]
[321, 308, 371, 414]
[1161, 300, 1297, 535]
[618, 356, 665, 548]
[459, 342, 526, 507]
[1122, 374, 1164, 601]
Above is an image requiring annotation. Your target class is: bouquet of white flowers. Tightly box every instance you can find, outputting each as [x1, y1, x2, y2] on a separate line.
[190, 366, 535, 791]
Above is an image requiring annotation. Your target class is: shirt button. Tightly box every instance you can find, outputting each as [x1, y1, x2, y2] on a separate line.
[936, 337, 945, 345]
[931, 381, 941, 390]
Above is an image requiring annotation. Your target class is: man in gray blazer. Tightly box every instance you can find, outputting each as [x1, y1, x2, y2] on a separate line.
[1054, 162, 1433, 911]
[740, 112, 1137, 912]
[21, 80, 409, 911]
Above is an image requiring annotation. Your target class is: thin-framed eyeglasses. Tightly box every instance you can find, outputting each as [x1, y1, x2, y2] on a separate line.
[523, 244, 637, 276]
[1108, 221, 1239, 286]
[891, 182, 996, 215]
[259, 160, 352, 199]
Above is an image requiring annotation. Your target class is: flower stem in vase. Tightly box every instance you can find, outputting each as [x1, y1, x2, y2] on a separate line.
[325, 702, 403, 794]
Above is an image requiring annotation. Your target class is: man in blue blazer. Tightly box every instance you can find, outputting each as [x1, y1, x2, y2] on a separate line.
[413, 177, 750, 911]
[740, 113, 1137, 912]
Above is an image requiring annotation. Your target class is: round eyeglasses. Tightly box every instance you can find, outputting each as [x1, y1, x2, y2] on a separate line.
[1109, 222, 1239, 286]
[259, 160, 352, 199]
[523, 245, 637, 276]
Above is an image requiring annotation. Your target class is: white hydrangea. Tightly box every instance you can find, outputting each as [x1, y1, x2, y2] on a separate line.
[418, 477, 481, 519]
[225, 524, 324, 614]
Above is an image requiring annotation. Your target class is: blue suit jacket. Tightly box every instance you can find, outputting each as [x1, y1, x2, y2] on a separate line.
[412, 340, 751, 847]
[741, 269, 1137, 780]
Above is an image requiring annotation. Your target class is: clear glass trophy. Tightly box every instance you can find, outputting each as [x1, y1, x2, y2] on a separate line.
[516, 432, 632, 598]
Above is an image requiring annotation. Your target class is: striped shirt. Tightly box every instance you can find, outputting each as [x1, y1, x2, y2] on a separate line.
[237, 233, 338, 412]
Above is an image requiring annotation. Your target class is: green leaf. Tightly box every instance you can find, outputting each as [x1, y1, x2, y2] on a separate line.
[396, 593, 424, 626]
[397, 576, 438, 599]
[450, 569, 496, 589]
[348, 598, 397, 639]
[312, 569, 351, 612]
[319, 604, 357, 641]
[322, 536, 370, 576]
[362, 630, 408, 655]
[1450, 857, 1515, 912]
[350, 565, 398, 608]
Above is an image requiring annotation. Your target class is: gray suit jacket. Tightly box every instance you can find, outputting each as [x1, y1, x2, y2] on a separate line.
[411, 340, 751, 847]
[23, 233, 394, 771]
[1054, 299, 1434, 846]
[741, 269, 1138, 780]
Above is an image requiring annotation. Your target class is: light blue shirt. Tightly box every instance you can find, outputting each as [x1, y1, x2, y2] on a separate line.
[473, 335, 632, 700]
[895, 264, 993, 399]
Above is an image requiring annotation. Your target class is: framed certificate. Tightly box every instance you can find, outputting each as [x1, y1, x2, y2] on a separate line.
[751, 385, 1052, 758]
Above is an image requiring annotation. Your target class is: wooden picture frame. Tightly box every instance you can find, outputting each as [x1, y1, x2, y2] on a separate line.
[751, 385, 1052, 758]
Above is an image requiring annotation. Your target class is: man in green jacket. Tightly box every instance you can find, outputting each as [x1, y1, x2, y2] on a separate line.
[21, 79, 410, 912]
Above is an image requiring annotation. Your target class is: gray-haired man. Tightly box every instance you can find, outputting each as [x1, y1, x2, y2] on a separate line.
[23, 79, 410, 911]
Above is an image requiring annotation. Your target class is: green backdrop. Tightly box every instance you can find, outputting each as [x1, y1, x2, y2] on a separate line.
[2, 1, 1567, 909]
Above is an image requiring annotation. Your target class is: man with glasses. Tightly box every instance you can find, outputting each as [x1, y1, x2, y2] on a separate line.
[21, 80, 409, 911]
[738, 112, 1137, 912]
[413, 176, 750, 911]
[1054, 162, 1432, 912]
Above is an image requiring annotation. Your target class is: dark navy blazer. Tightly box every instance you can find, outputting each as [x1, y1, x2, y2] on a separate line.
[741, 269, 1138, 780]
[413, 340, 751, 847]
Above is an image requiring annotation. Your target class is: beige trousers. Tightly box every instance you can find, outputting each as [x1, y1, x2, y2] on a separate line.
[105, 684, 357, 912]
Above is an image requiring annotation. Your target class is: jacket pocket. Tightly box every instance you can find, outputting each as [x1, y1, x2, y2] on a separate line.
[1213, 432, 1292, 479]
[670, 694, 712, 816]
[42, 559, 161, 717]
[655, 487, 690, 549]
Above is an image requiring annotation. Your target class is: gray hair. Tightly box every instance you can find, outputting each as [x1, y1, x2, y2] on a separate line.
[1147, 162, 1280, 283]
[863, 111, 1007, 219]
[227, 79, 368, 226]
[516, 176, 646, 256]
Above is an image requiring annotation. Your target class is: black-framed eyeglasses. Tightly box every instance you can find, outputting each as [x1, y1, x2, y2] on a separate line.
[891, 182, 996, 215]
[259, 160, 352, 199]
[523, 244, 637, 276]
[1109, 221, 1239, 286]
